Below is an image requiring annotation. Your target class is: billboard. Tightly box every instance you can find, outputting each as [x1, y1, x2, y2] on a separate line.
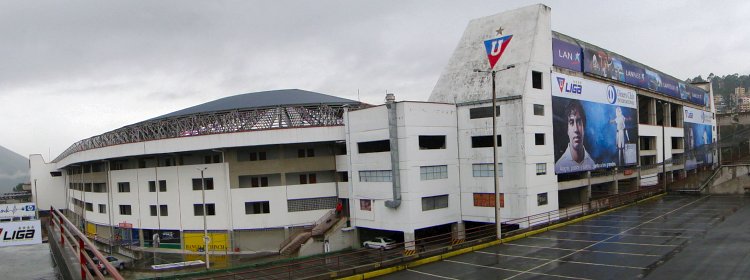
[580, 45, 708, 107]
[184, 232, 228, 252]
[0, 220, 42, 247]
[552, 72, 639, 174]
[552, 38, 582, 72]
[0, 203, 37, 219]
[684, 107, 715, 170]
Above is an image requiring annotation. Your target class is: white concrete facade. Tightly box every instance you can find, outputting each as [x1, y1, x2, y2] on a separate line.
[29, 4, 717, 251]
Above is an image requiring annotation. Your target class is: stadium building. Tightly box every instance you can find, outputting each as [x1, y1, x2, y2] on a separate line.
[30, 4, 717, 256]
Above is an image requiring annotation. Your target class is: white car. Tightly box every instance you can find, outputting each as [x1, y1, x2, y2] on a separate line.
[363, 237, 397, 250]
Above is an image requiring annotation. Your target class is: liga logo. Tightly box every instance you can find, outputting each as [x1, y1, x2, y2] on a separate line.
[557, 77, 582, 94]
[483, 34, 513, 69]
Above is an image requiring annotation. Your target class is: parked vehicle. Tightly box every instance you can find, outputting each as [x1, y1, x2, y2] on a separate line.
[362, 237, 397, 250]
[86, 255, 126, 275]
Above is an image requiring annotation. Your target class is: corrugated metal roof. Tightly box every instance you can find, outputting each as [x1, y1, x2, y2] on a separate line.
[151, 89, 359, 120]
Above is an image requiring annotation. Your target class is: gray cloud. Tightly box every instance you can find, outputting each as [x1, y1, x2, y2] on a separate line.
[0, 0, 747, 159]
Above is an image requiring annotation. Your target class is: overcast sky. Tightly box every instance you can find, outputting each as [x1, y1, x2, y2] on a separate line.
[1, 0, 748, 160]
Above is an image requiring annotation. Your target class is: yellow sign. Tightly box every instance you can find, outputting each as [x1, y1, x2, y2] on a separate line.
[86, 223, 97, 237]
[184, 232, 228, 252]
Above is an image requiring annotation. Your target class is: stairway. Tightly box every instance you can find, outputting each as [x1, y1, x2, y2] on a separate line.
[278, 210, 341, 256]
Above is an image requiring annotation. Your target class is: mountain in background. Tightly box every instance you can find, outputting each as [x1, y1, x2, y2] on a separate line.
[0, 145, 29, 193]
[687, 73, 750, 99]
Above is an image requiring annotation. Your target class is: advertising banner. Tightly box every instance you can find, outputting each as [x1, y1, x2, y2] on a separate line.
[581, 46, 708, 107]
[184, 232, 228, 252]
[551, 72, 639, 174]
[684, 107, 715, 170]
[0, 203, 36, 219]
[552, 38, 582, 72]
[0, 220, 42, 247]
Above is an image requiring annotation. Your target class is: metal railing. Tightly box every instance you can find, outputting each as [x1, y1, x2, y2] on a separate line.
[177, 186, 663, 280]
[49, 206, 124, 280]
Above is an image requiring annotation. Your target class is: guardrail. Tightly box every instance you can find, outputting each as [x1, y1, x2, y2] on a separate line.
[178, 186, 663, 280]
[49, 206, 124, 280]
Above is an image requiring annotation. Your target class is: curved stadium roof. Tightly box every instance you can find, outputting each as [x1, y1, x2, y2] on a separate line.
[151, 89, 361, 121]
[54, 89, 365, 163]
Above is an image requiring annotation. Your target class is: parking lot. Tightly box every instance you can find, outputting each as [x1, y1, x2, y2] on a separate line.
[377, 195, 749, 280]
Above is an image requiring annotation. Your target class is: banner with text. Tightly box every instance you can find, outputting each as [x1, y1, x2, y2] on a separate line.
[581, 45, 708, 107]
[0, 203, 36, 219]
[552, 72, 639, 174]
[684, 107, 715, 170]
[0, 220, 42, 247]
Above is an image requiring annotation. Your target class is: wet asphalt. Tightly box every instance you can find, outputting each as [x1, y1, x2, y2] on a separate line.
[377, 195, 749, 280]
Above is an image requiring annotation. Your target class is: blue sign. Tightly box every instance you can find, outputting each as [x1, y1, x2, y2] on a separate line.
[580, 45, 708, 107]
[552, 38, 582, 72]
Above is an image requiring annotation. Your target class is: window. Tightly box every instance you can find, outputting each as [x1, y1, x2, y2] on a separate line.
[251, 177, 269, 188]
[117, 182, 130, 193]
[149, 181, 156, 192]
[419, 135, 446, 150]
[360, 199, 372, 211]
[204, 155, 221, 164]
[472, 163, 503, 177]
[287, 197, 338, 212]
[422, 195, 449, 211]
[536, 163, 547, 175]
[473, 193, 504, 208]
[533, 104, 544, 116]
[93, 183, 107, 193]
[119, 205, 132, 215]
[532, 71, 543, 89]
[150, 205, 168, 216]
[299, 173, 317, 184]
[298, 148, 315, 158]
[98, 204, 106, 213]
[245, 201, 270, 214]
[85, 203, 93, 212]
[469, 106, 500, 119]
[159, 180, 167, 192]
[337, 171, 349, 182]
[50, 171, 62, 177]
[420, 165, 448, 180]
[194, 204, 216, 216]
[537, 193, 548, 206]
[358, 140, 390, 153]
[535, 133, 545, 145]
[359, 170, 392, 182]
[192, 178, 214, 190]
[249, 151, 267, 161]
[471, 135, 502, 148]
[84, 183, 92, 192]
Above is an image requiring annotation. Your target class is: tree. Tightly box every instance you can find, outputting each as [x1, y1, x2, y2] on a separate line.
[13, 183, 24, 192]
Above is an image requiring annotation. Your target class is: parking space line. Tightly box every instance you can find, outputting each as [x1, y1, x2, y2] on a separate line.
[550, 230, 615, 236]
[635, 227, 707, 232]
[528, 236, 680, 247]
[550, 229, 689, 239]
[643, 221, 715, 225]
[504, 195, 712, 280]
[528, 236, 597, 243]
[501, 243, 661, 257]
[565, 224, 629, 229]
[443, 260, 592, 280]
[405, 269, 459, 279]
[600, 241, 679, 247]
[473, 251, 646, 269]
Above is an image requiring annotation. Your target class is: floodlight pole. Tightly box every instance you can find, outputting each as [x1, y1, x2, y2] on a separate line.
[475, 64, 514, 240]
[198, 167, 210, 269]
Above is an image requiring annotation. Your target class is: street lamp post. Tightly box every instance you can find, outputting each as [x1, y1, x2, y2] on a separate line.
[475, 64, 515, 239]
[197, 167, 210, 269]
[657, 100, 667, 193]
[33, 179, 39, 219]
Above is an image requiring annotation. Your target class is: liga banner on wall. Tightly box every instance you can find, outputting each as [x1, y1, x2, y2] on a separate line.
[551, 72, 638, 174]
[0, 203, 37, 219]
[684, 107, 715, 170]
[0, 220, 42, 247]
